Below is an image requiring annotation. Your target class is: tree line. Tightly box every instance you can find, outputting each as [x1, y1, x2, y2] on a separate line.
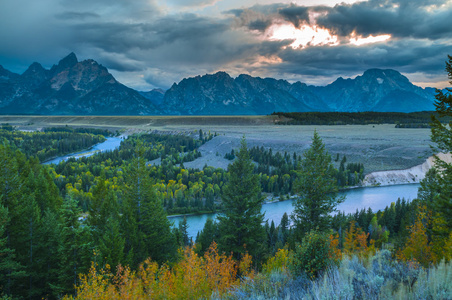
[271, 111, 452, 126]
[0, 125, 108, 162]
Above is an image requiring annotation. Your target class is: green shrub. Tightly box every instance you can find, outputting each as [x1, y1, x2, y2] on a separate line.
[291, 230, 339, 279]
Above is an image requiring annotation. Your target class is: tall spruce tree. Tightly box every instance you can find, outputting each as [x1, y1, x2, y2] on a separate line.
[430, 55, 452, 229]
[195, 218, 218, 255]
[123, 141, 176, 265]
[0, 144, 26, 296]
[57, 195, 92, 296]
[291, 131, 344, 240]
[88, 174, 125, 269]
[0, 202, 25, 297]
[217, 137, 265, 261]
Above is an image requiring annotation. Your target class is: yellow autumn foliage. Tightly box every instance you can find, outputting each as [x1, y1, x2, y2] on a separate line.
[64, 242, 240, 300]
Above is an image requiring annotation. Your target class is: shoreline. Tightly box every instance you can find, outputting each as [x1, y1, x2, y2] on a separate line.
[42, 135, 125, 165]
[362, 153, 451, 187]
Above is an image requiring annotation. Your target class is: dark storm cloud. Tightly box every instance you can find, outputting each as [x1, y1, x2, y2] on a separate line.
[68, 13, 231, 63]
[274, 39, 452, 79]
[59, 0, 161, 19]
[97, 54, 144, 72]
[278, 5, 312, 28]
[230, 0, 452, 41]
[227, 4, 285, 32]
[148, 14, 229, 44]
[316, 0, 452, 40]
[55, 12, 100, 20]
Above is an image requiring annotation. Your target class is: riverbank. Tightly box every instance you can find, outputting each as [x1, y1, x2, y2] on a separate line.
[43, 136, 125, 165]
[172, 183, 421, 238]
[362, 152, 451, 186]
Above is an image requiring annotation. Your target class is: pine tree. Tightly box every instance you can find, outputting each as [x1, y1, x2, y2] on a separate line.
[140, 187, 177, 263]
[0, 202, 25, 297]
[57, 195, 92, 296]
[123, 141, 176, 265]
[278, 212, 289, 245]
[97, 217, 125, 269]
[196, 218, 218, 255]
[217, 137, 265, 261]
[87, 175, 125, 268]
[0, 145, 26, 296]
[291, 131, 344, 240]
[429, 56, 452, 230]
[179, 216, 190, 247]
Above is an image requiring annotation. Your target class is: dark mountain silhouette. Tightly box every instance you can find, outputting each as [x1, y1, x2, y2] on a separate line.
[0, 53, 159, 115]
[0, 53, 439, 115]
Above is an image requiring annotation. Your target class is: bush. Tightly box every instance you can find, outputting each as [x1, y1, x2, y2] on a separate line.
[291, 230, 340, 279]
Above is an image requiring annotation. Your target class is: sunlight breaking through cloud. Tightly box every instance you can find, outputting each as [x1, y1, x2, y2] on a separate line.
[350, 34, 391, 46]
[268, 23, 338, 49]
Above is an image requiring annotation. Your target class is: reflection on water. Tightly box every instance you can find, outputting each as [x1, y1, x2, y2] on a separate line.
[170, 183, 420, 239]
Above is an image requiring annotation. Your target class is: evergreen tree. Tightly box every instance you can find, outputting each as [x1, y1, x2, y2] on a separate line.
[0, 145, 26, 296]
[291, 131, 344, 240]
[430, 56, 452, 229]
[0, 202, 25, 297]
[217, 137, 265, 261]
[278, 212, 289, 245]
[123, 141, 176, 265]
[97, 217, 125, 269]
[57, 195, 92, 296]
[87, 174, 125, 268]
[36, 209, 62, 298]
[179, 216, 190, 247]
[140, 188, 177, 264]
[196, 218, 218, 255]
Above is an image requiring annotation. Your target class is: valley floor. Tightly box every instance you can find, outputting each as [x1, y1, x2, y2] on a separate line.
[0, 115, 433, 173]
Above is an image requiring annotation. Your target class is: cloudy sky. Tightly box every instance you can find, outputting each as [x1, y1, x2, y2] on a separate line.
[1, 0, 451, 90]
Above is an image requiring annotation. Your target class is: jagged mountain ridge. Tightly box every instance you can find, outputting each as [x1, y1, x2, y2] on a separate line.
[161, 72, 325, 115]
[0, 53, 439, 115]
[0, 53, 159, 115]
[161, 69, 437, 114]
[311, 69, 436, 112]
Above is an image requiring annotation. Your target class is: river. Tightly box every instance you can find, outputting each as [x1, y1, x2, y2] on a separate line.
[41, 137, 422, 240]
[170, 183, 421, 239]
[43, 137, 123, 165]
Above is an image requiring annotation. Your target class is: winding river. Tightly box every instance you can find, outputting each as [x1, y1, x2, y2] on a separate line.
[43, 137, 123, 165]
[42, 137, 422, 239]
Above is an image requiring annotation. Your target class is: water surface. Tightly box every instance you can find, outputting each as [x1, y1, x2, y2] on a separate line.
[170, 183, 420, 238]
[44, 137, 123, 165]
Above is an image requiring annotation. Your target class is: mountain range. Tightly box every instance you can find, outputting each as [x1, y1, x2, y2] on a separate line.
[0, 53, 440, 115]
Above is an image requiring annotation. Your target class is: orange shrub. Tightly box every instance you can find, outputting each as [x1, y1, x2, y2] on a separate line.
[65, 242, 242, 299]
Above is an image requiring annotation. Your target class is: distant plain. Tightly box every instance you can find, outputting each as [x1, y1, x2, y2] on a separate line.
[0, 115, 433, 173]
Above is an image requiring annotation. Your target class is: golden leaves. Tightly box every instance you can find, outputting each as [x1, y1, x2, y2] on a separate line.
[66, 242, 244, 299]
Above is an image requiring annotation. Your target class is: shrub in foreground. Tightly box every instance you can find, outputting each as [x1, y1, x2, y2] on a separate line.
[291, 230, 340, 279]
[64, 242, 241, 300]
[225, 250, 451, 300]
